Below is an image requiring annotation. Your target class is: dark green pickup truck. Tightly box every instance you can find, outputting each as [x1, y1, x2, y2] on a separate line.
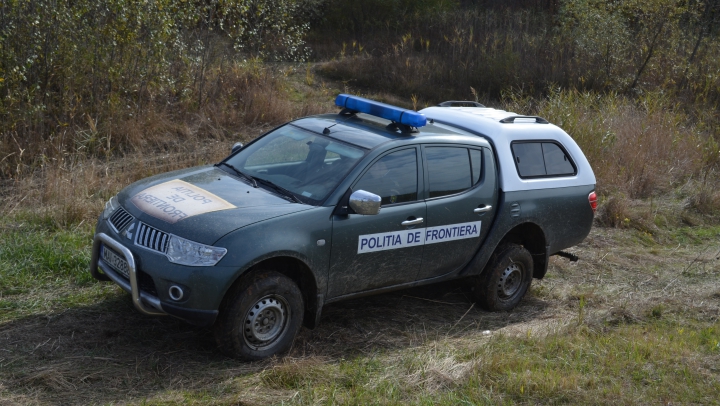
[91, 94, 597, 360]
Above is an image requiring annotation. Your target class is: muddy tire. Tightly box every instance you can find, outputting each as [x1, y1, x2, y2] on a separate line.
[214, 271, 303, 360]
[473, 244, 533, 311]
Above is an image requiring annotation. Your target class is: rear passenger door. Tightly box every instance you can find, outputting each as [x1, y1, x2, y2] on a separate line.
[417, 145, 498, 280]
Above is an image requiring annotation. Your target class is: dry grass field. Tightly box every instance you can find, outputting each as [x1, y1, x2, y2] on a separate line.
[1, 66, 719, 405]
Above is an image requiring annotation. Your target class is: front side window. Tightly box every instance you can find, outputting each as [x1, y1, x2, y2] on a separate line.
[354, 148, 418, 205]
[225, 125, 366, 204]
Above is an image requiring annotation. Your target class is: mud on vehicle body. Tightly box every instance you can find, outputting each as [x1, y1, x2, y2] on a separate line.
[90, 95, 597, 360]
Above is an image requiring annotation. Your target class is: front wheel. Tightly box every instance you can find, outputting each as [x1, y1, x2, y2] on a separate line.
[473, 244, 533, 311]
[214, 271, 304, 360]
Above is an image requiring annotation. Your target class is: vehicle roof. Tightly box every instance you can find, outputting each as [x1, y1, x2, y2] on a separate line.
[420, 106, 596, 192]
[420, 106, 574, 144]
[292, 113, 488, 150]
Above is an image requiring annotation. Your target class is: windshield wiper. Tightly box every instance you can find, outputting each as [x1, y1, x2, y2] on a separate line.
[253, 177, 303, 204]
[216, 162, 257, 188]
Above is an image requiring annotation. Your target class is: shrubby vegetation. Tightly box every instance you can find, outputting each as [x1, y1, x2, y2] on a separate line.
[317, 0, 720, 102]
[560, 0, 720, 96]
[503, 88, 718, 198]
[316, 0, 720, 211]
[0, 0, 317, 177]
[0, 0, 719, 216]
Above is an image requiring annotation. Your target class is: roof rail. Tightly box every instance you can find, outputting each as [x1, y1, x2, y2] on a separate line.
[438, 101, 485, 108]
[499, 115, 549, 124]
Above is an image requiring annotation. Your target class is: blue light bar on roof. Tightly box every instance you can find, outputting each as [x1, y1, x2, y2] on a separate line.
[335, 94, 427, 128]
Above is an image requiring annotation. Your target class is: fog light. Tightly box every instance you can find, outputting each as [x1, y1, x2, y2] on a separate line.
[168, 285, 184, 301]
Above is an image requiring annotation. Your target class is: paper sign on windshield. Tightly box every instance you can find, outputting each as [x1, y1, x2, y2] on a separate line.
[130, 179, 236, 224]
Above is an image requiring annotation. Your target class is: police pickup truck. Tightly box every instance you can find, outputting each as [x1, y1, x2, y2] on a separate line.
[90, 94, 597, 360]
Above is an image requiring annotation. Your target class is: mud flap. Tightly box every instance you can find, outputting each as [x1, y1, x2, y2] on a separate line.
[532, 245, 551, 279]
[303, 293, 324, 329]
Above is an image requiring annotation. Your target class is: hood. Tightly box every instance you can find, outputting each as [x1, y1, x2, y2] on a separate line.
[117, 166, 314, 244]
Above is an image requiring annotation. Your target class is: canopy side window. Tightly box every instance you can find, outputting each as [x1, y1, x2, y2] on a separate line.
[511, 141, 576, 178]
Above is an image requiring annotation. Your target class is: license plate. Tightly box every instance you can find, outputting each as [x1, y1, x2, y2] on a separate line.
[101, 245, 130, 279]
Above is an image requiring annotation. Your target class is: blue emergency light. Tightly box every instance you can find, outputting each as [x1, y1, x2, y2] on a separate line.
[335, 94, 427, 128]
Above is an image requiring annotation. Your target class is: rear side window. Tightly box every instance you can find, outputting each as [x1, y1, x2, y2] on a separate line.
[511, 141, 576, 178]
[426, 147, 483, 198]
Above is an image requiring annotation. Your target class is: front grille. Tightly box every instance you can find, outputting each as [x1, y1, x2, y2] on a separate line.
[135, 222, 170, 253]
[109, 207, 134, 232]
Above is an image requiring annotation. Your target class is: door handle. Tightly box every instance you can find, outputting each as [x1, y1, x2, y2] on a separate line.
[401, 217, 424, 226]
[473, 205, 492, 213]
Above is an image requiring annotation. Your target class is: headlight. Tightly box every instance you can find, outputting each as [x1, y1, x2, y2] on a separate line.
[166, 235, 227, 267]
[102, 196, 119, 219]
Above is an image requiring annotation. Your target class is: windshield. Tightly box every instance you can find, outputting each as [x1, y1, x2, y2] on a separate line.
[223, 124, 367, 204]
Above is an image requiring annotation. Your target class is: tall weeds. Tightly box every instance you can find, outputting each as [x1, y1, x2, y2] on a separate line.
[318, 8, 561, 101]
[0, 0, 316, 179]
[0, 60, 331, 227]
[2, 0, 719, 227]
[316, 2, 720, 104]
[316, 2, 720, 203]
[503, 88, 717, 198]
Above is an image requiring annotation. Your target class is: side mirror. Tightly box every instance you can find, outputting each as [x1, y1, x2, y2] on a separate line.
[231, 142, 244, 153]
[349, 190, 381, 215]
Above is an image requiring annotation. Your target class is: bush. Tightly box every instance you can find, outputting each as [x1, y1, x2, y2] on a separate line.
[685, 171, 720, 215]
[315, 1, 720, 104]
[317, 8, 559, 101]
[596, 195, 631, 228]
[0, 0, 315, 179]
[502, 88, 714, 198]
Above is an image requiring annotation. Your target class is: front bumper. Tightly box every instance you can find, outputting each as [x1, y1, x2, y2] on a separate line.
[90, 232, 219, 326]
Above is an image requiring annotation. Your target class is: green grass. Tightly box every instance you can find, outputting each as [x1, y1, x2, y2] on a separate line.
[0, 222, 121, 322]
[0, 227, 91, 280]
[252, 319, 720, 405]
[464, 322, 719, 404]
[670, 225, 720, 245]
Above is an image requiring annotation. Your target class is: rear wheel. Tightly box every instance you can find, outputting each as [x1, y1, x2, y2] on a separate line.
[473, 244, 533, 311]
[214, 271, 304, 360]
